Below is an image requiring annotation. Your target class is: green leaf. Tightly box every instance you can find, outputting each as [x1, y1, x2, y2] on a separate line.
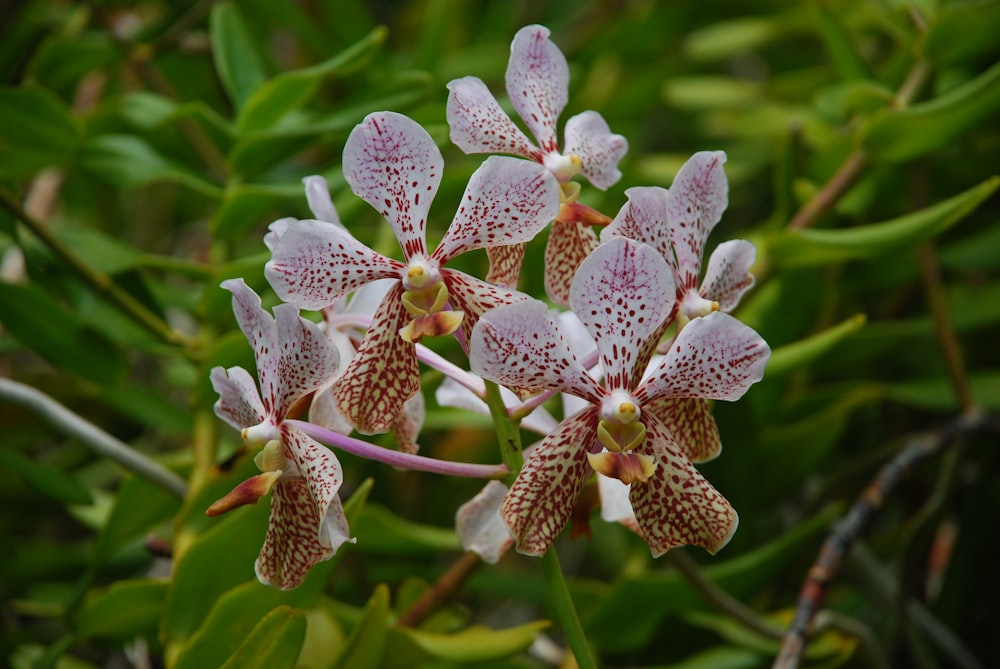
[210, 2, 267, 111]
[220, 606, 307, 669]
[75, 579, 167, 640]
[93, 475, 182, 566]
[51, 226, 140, 275]
[661, 76, 761, 109]
[0, 449, 93, 506]
[682, 17, 782, 61]
[79, 134, 223, 198]
[886, 370, 1000, 411]
[921, 0, 1000, 66]
[0, 86, 81, 177]
[383, 621, 549, 667]
[768, 176, 999, 267]
[815, 3, 871, 81]
[859, 59, 1000, 162]
[0, 282, 126, 384]
[655, 646, 763, 669]
[237, 26, 388, 133]
[210, 183, 292, 240]
[334, 584, 390, 669]
[353, 503, 461, 555]
[766, 314, 867, 378]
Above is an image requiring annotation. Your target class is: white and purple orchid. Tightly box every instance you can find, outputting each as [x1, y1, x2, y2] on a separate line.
[447, 24, 628, 303]
[266, 111, 561, 434]
[470, 237, 770, 557]
[207, 279, 353, 590]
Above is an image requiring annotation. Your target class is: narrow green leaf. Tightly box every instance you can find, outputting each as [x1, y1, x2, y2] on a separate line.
[93, 476, 181, 566]
[353, 503, 461, 555]
[769, 176, 999, 267]
[0, 449, 93, 506]
[210, 2, 267, 111]
[79, 135, 223, 198]
[219, 606, 307, 669]
[766, 314, 867, 377]
[921, 0, 1000, 66]
[0, 86, 81, 177]
[682, 17, 781, 61]
[0, 282, 126, 384]
[654, 646, 763, 669]
[210, 183, 291, 240]
[887, 370, 1000, 411]
[815, 2, 871, 81]
[859, 59, 1000, 162]
[334, 584, 390, 669]
[75, 579, 167, 640]
[237, 26, 388, 133]
[383, 621, 549, 667]
[51, 226, 140, 275]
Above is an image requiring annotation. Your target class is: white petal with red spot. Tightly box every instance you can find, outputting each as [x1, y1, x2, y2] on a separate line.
[563, 110, 628, 190]
[643, 396, 721, 463]
[506, 25, 568, 154]
[272, 303, 339, 419]
[210, 365, 267, 431]
[343, 111, 441, 260]
[569, 238, 676, 392]
[629, 415, 737, 556]
[666, 151, 729, 290]
[637, 311, 769, 403]
[470, 299, 603, 403]
[441, 268, 530, 344]
[700, 239, 756, 312]
[302, 175, 343, 226]
[266, 220, 403, 311]
[434, 156, 560, 264]
[601, 187, 673, 269]
[446, 76, 541, 160]
[457, 480, 514, 564]
[500, 407, 599, 556]
[222, 279, 280, 413]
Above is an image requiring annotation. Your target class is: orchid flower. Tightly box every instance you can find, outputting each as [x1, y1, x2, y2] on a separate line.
[207, 279, 353, 590]
[470, 237, 770, 557]
[600, 151, 757, 462]
[266, 111, 561, 434]
[447, 24, 628, 304]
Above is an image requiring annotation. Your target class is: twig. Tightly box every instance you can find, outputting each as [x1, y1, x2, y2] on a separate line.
[771, 408, 997, 669]
[396, 551, 483, 627]
[0, 378, 188, 498]
[787, 151, 866, 230]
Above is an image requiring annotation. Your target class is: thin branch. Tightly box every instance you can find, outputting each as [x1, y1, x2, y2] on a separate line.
[0, 378, 188, 498]
[771, 408, 997, 669]
[0, 190, 195, 351]
[396, 552, 483, 627]
[787, 151, 866, 230]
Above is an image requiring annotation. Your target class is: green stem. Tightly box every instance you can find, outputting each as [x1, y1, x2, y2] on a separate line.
[483, 380, 524, 483]
[540, 548, 599, 669]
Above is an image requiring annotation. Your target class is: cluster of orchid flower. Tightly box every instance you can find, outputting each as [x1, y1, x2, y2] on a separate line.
[206, 25, 771, 590]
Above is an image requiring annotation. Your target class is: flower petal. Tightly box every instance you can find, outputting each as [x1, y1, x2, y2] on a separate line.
[255, 477, 337, 590]
[264, 217, 295, 252]
[629, 415, 737, 556]
[302, 175, 343, 226]
[442, 268, 529, 344]
[446, 76, 541, 161]
[435, 376, 559, 435]
[600, 187, 673, 269]
[666, 151, 729, 290]
[500, 408, 599, 556]
[210, 365, 267, 431]
[486, 242, 526, 288]
[596, 474, 642, 534]
[569, 238, 676, 392]
[563, 111, 627, 190]
[544, 220, 599, 307]
[393, 391, 425, 455]
[343, 111, 441, 260]
[309, 381, 354, 436]
[266, 220, 402, 311]
[281, 423, 348, 546]
[333, 284, 420, 434]
[470, 299, 603, 402]
[222, 279, 282, 411]
[434, 156, 560, 264]
[506, 25, 568, 154]
[456, 480, 514, 564]
[700, 239, 756, 312]
[637, 311, 770, 403]
[271, 303, 340, 418]
[643, 396, 721, 463]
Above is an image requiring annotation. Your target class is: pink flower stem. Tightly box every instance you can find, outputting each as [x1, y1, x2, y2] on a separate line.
[287, 419, 508, 479]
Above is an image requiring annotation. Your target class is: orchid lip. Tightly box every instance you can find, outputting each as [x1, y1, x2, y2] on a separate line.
[401, 256, 441, 291]
[544, 152, 583, 181]
[243, 422, 280, 447]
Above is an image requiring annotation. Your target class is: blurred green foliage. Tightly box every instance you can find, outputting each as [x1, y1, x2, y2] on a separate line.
[1, 1, 998, 668]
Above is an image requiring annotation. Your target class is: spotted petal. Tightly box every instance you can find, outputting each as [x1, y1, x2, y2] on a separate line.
[281, 423, 347, 535]
[441, 268, 529, 344]
[470, 299, 603, 403]
[434, 156, 560, 264]
[629, 414, 737, 556]
[333, 283, 419, 434]
[486, 242, 526, 288]
[457, 480, 514, 564]
[666, 151, 729, 290]
[506, 25, 568, 155]
[446, 76, 542, 161]
[597, 473, 642, 535]
[255, 477, 336, 590]
[393, 391, 425, 455]
[700, 239, 756, 312]
[563, 111, 627, 190]
[266, 220, 403, 311]
[343, 111, 441, 260]
[210, 365, 267, 431]
[302, 175, 343, 227]
[272, 303, 339, 418]
[601, 187, 673, 269]
[500, 407, 599, 556]
[643, 396, 721, 462]
[544, 220, 599, 307]
[570, 238, 676, 392]
[637, 311, 769, 404]
[222, 279, 282, 413]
